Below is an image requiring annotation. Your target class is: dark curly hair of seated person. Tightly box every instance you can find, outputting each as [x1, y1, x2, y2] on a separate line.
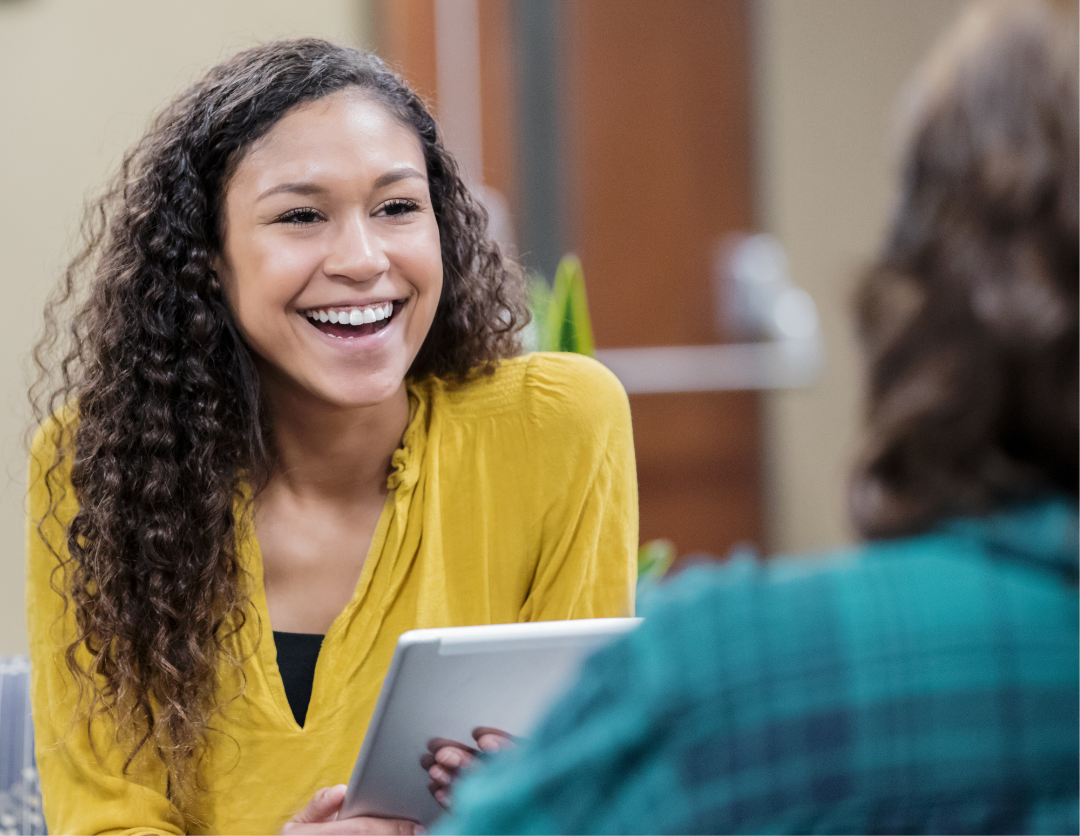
[850, 0, 1078, 539]
[29, 39, 527, 807]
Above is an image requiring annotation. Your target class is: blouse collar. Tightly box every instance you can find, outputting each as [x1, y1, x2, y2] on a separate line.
[387, 378, 432, 493]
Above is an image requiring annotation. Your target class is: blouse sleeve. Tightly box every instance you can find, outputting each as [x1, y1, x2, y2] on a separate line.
[516, 353, 638, 621]
[26, 423, 184, 836]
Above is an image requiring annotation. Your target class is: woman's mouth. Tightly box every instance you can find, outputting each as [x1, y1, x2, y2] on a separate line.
[302, 301, 401, 339]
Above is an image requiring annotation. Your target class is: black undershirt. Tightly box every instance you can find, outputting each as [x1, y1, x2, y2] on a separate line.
[273, 631, 324, 727]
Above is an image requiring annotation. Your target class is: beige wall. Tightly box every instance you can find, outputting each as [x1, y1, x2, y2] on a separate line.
[0, 0, 366, 655]
[754, 0, 967, 555]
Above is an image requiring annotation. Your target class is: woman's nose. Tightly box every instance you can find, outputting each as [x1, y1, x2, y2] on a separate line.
[323, 216, 390, 282]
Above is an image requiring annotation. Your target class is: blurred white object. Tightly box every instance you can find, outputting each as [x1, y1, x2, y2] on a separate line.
[476, 185, 518, 260]
[596, 339, 821, 394]
[722, 234, 819, 341]
[595, 234, 823, 394]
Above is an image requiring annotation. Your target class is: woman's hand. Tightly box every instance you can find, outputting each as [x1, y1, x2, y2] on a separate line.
[421, 727, 516, 809]
[281, 785, 423, 835]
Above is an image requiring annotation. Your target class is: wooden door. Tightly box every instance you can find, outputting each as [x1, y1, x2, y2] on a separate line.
[374, 0, 763, 562]
[565, 0, 762, 560]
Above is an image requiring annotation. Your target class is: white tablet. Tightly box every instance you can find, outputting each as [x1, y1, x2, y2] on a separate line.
[340, 617, 641, 826]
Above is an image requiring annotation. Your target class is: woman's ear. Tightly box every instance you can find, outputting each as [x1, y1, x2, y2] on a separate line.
[209, 255, 232, 295]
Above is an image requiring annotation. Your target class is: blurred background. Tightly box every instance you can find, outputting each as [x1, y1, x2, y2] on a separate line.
[0, 0, 968, 654]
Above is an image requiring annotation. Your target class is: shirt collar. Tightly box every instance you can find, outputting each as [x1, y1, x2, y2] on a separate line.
[940, 496, 1079, 581]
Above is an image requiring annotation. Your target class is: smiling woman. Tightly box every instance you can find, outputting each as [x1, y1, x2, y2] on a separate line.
[26, 41, 637, 835]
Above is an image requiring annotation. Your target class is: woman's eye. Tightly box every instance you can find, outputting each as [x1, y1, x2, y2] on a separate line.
[380, 199, 420, 218]
[276, 208, 323, 225]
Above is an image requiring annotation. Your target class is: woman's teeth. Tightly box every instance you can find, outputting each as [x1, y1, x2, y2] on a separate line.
[304, 302, 395, 326]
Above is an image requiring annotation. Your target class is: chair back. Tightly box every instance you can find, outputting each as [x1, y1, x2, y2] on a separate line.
[0, 656, 45, 835]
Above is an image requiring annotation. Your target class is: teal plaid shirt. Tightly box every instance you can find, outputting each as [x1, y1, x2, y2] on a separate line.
[438, 499, 1079, 834]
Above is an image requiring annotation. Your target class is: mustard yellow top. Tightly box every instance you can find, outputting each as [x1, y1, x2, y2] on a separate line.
[26, 352, 638, 835]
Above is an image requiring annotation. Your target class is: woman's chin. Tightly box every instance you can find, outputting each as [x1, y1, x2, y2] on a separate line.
[305, 374, 409, 412]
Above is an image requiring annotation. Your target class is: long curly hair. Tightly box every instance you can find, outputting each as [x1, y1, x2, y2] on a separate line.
[30, 39, 527, 806]
[850, 0, 1078, 539]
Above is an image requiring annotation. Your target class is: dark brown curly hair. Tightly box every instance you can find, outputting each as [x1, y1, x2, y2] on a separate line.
[30, 38, 527, 806]
[850, 0, 1078, 539]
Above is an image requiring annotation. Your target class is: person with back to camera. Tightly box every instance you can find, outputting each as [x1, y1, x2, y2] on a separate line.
[25, 40, 638, 835]
[435, 1, 1080, 833]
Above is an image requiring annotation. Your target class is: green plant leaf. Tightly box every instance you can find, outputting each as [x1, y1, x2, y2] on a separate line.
[637, 538, 676, 581]
[527, 255, 596, 356]
[548, 255, 595, 356]
[526, 273, 551, 352]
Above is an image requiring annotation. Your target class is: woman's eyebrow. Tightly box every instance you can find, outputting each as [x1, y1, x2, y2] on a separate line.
[372, 167, 427, 189]
[255, 167, 427, 202]
[256, 182, 326, 202]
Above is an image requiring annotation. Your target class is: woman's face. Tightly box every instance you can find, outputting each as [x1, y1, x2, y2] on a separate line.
[216, 90, 443, 411]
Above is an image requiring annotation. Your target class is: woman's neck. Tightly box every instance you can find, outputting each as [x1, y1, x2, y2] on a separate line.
[262, 377, 411, 505]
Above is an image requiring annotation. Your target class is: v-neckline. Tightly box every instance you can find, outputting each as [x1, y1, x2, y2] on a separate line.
[246, 488, 398, 732]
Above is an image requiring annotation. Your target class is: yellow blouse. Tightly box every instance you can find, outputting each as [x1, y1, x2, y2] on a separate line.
[26, 352, 638, 835]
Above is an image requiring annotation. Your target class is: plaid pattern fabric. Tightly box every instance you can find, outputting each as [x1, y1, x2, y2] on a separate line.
[439, 499, 1080, 835]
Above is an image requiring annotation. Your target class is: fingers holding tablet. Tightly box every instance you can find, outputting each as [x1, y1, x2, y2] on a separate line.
[422, 728, 516, 808]
[422, 737, 476, 808]
[282, 785, 425, 834]
[471, 726, 516, 753]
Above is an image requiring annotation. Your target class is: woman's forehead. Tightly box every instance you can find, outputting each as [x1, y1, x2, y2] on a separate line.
[229, 91, 426, 195]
